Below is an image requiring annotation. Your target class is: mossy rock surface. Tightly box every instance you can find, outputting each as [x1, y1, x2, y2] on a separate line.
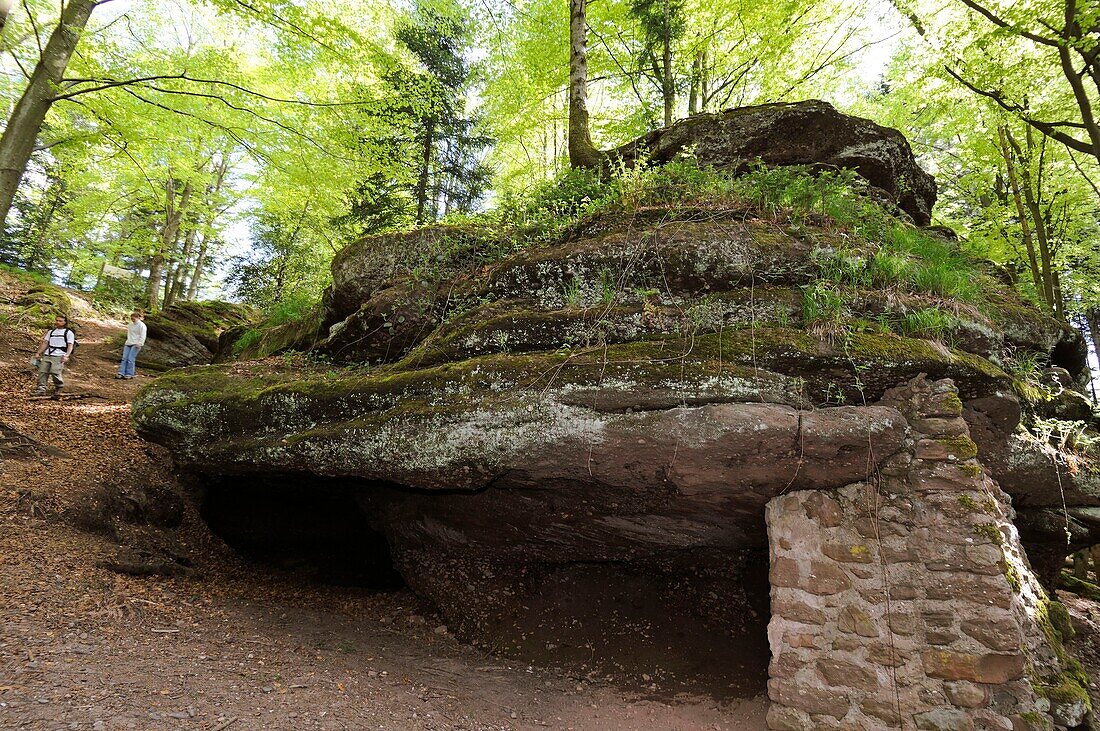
[136, 188, 1068, 499]
[15, 283, 72, 327]
[130, 112, 1100, 687]
[138, 301, 256, 371]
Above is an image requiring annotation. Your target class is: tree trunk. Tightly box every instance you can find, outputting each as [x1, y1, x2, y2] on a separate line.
[700, 47, 709, 112]
[1007, 128, 1057, 312]
[22, 179, 63, 272]
[186, 230, 212, 301]
[164, 222, 198, 308]
[997, 126, 1045, 306]
[1058, 0, 1100, 164]
[1086, 308, 1100, 404]
[568, 0, 602, 169]
[183, 155, 229, 301]
[0, 0, 101, 230]
[147, 176, 192, 312]
[1053, 269, 1065, 321]
[415, 122, 434, 225]
[661, 0, 674, 128]
[688, 50, 702, 115]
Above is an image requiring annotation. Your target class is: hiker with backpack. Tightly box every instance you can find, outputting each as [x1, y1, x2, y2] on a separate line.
[31, 315, 75, 397]
[116, 310, 146, 380]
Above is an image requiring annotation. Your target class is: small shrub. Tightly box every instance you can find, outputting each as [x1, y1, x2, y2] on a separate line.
[802, 282, 845, 327]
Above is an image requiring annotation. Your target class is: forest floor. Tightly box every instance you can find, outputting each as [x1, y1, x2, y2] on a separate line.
[0, 277, 769, 731]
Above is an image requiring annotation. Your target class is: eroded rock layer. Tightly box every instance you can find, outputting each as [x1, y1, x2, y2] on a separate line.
[138, 301, 255, 371]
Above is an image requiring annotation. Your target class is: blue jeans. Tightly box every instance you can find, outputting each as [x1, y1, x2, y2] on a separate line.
[119, 345, 141, 377]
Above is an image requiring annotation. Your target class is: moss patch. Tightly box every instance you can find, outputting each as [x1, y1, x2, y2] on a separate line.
[15, 283, 72, 327]
[1060, 571, 1100, 601]
[936, 435, 979, 460]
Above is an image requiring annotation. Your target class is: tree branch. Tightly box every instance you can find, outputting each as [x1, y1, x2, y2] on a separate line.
[55, 72, 371, 107]
[957, 0, 1061, 47]
[944, 65, 1096, 154]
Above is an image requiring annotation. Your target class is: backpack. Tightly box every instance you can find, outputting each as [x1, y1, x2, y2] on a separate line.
[45, 327, 77, 357]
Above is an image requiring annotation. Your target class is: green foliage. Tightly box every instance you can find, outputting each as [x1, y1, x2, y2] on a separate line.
[1004, 348, 1047, 384]
[341, 2, 492, 235]
[1031, 418, 1100, 454]
[2, 0, 1097, 361]
[481, 0, 874, 185]
[893, 308, 959, 339]
[232, 291, 319, 356]
[0, 263, 50, 286]
[801, 282, 845, 328]
[228, 214, 331, 310]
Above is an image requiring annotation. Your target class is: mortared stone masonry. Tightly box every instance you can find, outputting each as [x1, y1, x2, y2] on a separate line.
[765, 376, 1089, 730]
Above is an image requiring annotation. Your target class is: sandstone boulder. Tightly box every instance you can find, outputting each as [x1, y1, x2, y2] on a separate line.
[137, 300, 255, 371]
[609, 100, 937, 225]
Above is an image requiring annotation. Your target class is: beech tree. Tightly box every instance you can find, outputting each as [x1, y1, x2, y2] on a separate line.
[0, 0, 106, 229]
[894, 0, 1100, 167]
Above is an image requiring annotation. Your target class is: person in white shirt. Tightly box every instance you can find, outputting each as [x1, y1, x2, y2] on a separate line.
[32, 314, 75, 396]
[116, 310, 147, 380]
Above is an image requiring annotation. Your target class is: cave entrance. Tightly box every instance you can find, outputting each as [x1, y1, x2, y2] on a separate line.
[199, 474, 405, 590]
[197, 473, 772, 700]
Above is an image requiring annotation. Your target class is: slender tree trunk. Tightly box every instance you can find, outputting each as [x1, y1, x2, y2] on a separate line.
[415, 122, 434, 225]
[0, 0, 102, 230]
[661, 0, 674, 128]
[1053, 270, 1065, 320]
[552, 117, 559, 167]
[147, 176, 192, 312]
[700, 47, 709, 112]
[1086, 308, 1100, 404]
[21, 179, 63, 271]
[997, 127, 1045, 305]
[1058, 0, 1100, 163]
[186, 230, 212, 301]
[568, 0, 602, 169]
[93, 259, 106, 290]
[183, 155, 229, 301]
[164, 222, 198, 308]
[1007, 128, 1057, 312]
[161, 221, 186, 308]
[688, 50, 702, 115]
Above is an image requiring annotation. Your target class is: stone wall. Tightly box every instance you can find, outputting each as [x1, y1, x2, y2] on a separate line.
[766, 376, 1089, 730]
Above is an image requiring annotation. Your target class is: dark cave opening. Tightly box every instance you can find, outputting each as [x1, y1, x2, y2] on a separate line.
[1051, 335, 1090, 384]
[197, 472, 772, 699]
[199, 475, 405, 590]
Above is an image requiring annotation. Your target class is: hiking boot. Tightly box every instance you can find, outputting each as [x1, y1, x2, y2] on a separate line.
[32, 388, 46, 396]
[51, 388, 62, 400]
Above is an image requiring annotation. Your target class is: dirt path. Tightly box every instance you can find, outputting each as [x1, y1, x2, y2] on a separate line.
[0, 286, 769, 731]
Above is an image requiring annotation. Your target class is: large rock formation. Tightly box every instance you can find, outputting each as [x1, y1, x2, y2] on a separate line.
[609, 100, 938, 225]
[137, 301, 255, 371]
[133, 103, 1099, 724]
